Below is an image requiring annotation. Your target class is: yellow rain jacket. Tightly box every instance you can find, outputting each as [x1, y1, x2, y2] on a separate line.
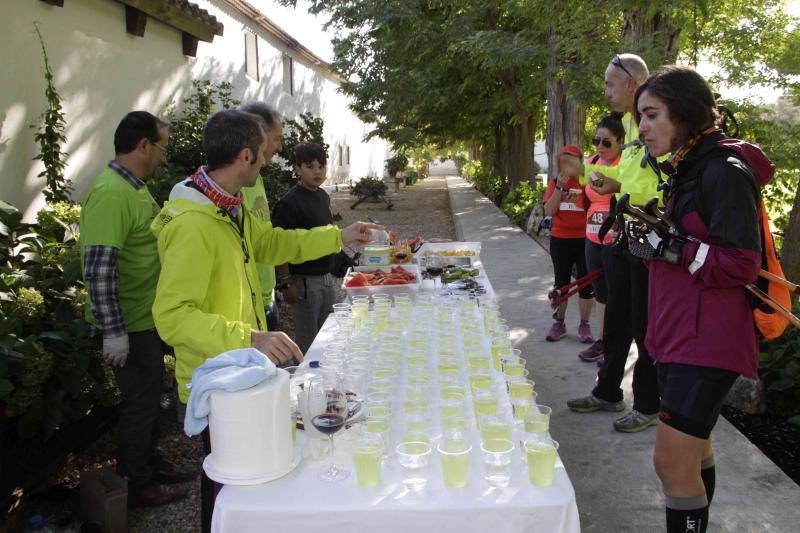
[581, 112, 667, 206]
[151, 179, 342, 403]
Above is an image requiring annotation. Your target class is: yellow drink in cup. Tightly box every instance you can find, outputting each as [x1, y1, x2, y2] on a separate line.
[480, 416, 512, 442]
[438, 431, 471, 489]
[438, 358, 460, 377]
[524, 405, 552, 434]
[473, 390, 498, 422]
[440, 449, 470, 488]
[508, 379, 536, 400]
[469, 373, 492, 391]
[440, 398, 463, 418]
[468, 354, 490, 370]
[525, 439, 559, 486]
[512, 398, 534, 421]
[353, 434, 384, 487]
[366, 416, 390, 435]
[503, 361, 527, 378]
[441, 415, 468, 431]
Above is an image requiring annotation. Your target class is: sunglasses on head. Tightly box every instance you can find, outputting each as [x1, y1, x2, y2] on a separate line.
[592, 138, 613, 148]
[611, 55, 634, 79]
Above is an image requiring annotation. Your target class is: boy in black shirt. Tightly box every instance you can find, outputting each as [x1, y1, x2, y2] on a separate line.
[272, 143, 336, 353]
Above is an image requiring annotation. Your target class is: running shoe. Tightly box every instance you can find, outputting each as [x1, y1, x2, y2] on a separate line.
[578, 339, 604, 362]
[545, 321, 566, 342]
[613, 410, 659, 433]
[566, 394, 626, 413]
[578, 321, 593, 344]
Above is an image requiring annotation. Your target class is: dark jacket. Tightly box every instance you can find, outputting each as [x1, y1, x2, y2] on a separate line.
[645, 132, 765, 378]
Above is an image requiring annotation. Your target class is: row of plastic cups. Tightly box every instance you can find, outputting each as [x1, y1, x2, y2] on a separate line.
[353, 432, 559, 490]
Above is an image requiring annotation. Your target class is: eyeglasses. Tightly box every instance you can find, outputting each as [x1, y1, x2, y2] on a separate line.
[149, 140, 168, 154]
[611, 55, 634, 79]
[592, 138, 613, 148]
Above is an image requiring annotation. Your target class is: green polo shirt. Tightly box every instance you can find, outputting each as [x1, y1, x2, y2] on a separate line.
[241, 175, 276, 306]
[79, 167, 161, 332]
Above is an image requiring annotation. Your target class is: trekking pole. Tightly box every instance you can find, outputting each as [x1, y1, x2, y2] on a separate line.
[548, 269, 603, 309]
[758, 270, 799, 294]
[745, 283, 800, 329]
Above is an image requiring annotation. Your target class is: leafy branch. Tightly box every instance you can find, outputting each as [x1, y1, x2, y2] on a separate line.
[31, 22, 71, 204]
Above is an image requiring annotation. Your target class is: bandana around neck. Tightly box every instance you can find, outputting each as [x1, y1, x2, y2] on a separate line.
[190, 166, 243, 216]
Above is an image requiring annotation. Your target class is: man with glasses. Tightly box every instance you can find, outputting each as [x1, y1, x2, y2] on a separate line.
[567, 54, 666, 433]
[80, 111, 196, 506]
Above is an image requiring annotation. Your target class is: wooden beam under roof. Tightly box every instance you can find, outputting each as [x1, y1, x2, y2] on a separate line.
[115, 0, 224, 42]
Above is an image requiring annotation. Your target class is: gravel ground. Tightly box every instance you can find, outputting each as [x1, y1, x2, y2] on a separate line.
[19, 176, 455, 532]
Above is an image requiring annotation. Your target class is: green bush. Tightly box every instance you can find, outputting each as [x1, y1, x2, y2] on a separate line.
[1, 201, 119, 440]
[405, 171, 419, 186]
[501, 181, 543, 229]
[759, 300, 800, 420]
[149, 80, 239, 204]
[386, 154, 409, 177]
[351, 177, 388, 198]
[461, 160, 506, 204]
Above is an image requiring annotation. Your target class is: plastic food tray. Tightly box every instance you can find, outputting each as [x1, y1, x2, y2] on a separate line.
[341, 264, 421, 298]
[415, 241, 482, 257]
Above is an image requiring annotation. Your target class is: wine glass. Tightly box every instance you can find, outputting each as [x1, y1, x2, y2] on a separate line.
[311, 373, 350, 482]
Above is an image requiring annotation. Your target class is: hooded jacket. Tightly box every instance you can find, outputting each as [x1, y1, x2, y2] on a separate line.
[645, 132, 767, 378]
[151, 179, 343, 402]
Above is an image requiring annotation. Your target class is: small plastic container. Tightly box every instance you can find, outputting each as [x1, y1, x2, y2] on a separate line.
[362, 230, 391, 266]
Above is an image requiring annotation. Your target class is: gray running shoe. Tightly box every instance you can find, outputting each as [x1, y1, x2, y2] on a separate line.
[613, 410, 659, 433]
[567, 394, 626, 413]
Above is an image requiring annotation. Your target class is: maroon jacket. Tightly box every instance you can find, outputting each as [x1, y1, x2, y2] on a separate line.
[645, 132, 770, 378]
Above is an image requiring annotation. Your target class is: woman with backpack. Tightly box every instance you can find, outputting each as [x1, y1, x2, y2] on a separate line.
[634, 65, 768, 533]
[578, 114, 624, 364]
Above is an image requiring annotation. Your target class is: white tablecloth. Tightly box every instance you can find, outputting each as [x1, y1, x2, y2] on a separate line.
[212, 300, 580, 533]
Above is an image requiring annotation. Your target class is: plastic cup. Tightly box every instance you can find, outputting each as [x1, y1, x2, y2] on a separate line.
[396, 441, 431, 491]
[440, 398, 464, 419]
[438, 430, 471, 489]
[441, 415, 468, 432]
[512, 397, 535, 421]
[472, 389, 498, 423]
[481, 438, 514, 487]
[365, 415, 391, 446]
[508, 379, 536, 401]
[469, 369, 493, 391]
[480, 415, 512, 442]
[438, 358, 461, 377]
[524, 405, 552, 437]
[352, 433, 384, 487]
[440, 386, 466, 401]
[525, 439, 559, 486]
[467, 354, 491, 371]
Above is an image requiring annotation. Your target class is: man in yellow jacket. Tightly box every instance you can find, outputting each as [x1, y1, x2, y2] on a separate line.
[151, 109, 377, 533]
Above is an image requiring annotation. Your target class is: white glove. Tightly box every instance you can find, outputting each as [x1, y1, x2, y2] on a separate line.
[103, 334, 129, 367]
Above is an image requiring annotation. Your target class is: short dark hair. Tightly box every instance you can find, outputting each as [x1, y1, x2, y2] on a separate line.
[114, 111, 167, 155]
[239, 101, 281, 130]
[596, 113, 625, 142]
[294, 142, 327, 166]
[634, 65, 719, 144]
[203, 110, 265, 171]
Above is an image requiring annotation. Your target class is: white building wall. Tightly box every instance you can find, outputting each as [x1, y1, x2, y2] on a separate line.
[0, 0, 388, 219]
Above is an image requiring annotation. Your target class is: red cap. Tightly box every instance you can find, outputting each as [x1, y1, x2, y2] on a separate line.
[560, 144, 583, 159]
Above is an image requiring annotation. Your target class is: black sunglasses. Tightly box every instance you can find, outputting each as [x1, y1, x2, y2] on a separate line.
[611, 55, 634, 79]
[592, 138, 613, 148]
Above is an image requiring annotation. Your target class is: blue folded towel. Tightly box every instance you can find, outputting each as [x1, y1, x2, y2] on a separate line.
[184, 348, 277, 436]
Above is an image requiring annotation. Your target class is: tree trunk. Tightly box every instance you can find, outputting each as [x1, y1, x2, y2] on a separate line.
[506, 119, 535, 191]
[622, 8, 681, 65]
[492, 122, 507, 180]
[780, 182, 800, 284]
[545, 22, 586, 180]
